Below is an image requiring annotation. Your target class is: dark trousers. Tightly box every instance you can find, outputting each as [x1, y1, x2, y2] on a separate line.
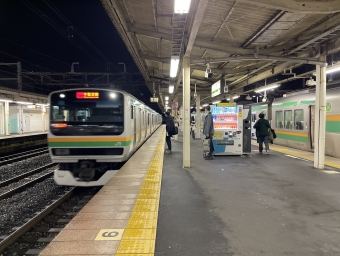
[166, 135, 171, 150]
[206, 135, 214, 155]
[258, 136, 269, 152]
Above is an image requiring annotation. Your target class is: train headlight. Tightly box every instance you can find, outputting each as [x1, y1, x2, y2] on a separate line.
[110, 93, 116, 98]
[60, 94, 65, 98]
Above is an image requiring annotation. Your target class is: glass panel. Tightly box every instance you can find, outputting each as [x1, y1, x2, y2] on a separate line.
[284, 110, 293, 129]
[294, 109, 304, 130]
[50, 90, 124, 136]
[275, 111, 283, 129]
[262, 111, 267, 119]
[131, 105, 133, 119]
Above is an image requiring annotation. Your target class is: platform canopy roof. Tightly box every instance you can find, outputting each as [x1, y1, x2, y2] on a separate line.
[101, 0, 340, 108]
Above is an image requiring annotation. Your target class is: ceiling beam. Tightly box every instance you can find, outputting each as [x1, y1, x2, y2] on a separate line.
[185, 0, 210, 56]
[239, 0, 340, 13]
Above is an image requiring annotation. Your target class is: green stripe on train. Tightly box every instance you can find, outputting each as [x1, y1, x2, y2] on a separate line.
[48, 141, 132, 147]
[276, 133, 309, 143]
[326, 121, 340, 133]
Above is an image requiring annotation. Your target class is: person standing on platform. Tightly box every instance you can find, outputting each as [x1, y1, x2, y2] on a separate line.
[165, 111, 174, 153]
[253, 113, 271, 154]
[203, 105, 214, 159]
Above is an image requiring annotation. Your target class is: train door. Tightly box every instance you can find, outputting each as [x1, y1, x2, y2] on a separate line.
[138, 108, 142, 145]
[309, 105, 315, 149]
[133, 106, 136, 147]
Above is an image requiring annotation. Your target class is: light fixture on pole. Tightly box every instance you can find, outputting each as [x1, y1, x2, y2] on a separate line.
[170, 56, 180, 78]
[255, 84, 279, 93]
[174, 0, 191, 14]
[169, 84, 174, 94]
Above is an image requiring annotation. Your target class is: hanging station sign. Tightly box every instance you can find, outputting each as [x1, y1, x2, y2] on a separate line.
[211, 80, 222, 97]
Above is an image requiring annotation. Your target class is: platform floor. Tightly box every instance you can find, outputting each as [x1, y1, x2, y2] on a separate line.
[0, 131, 47, 140]
[156, 134, 340, 255]
[251, 140, 340, 169]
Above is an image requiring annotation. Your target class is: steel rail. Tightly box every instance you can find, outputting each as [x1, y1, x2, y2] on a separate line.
[0, 188, 74, 253]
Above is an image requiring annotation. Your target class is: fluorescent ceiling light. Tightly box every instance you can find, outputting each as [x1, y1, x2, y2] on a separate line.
[227, 96, 240, 100]
[0, 99, 13, 102]
[35, 103, 48, 106]
[212, 100, 221, 104]
[255, 84, 279, 93]
[169, 85, 174, 94]
[174, 0, 191, 14]
[16, 101, 33, 105]
[326, 64, 340, 74]
[170, 56, 180, 78]
[202, 104, 208, 107]
[165, 96, 169, 100]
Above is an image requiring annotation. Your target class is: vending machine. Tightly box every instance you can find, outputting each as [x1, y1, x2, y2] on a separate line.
[211, 103, 251, 155]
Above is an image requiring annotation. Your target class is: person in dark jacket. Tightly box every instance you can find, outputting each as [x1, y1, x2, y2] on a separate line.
[203, 105, 214, 159]
[253, 113, 271, 154]
[165, 111, 174, 153]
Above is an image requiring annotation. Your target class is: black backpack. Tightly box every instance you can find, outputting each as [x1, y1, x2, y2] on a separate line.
[172, 126, 178, 135]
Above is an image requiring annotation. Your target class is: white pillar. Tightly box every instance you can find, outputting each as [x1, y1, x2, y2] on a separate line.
[0, 103, 3, 135]
[18, 104, 24, 134]
[195, 94, 201, 139]
[5, 101, 9, 135]
[183, 56, 191, 168]
[314, 61, 326, 169]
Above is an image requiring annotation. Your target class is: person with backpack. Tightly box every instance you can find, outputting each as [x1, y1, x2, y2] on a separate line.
[165, 111, 175, 153]
[253, 113, 271, 154]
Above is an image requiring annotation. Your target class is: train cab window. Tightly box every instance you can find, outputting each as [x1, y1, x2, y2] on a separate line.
[275, 111, 283, 129]
[284, 110, 293, 129]
[50, 90, 124, 136]
[294, 109, 304, 130]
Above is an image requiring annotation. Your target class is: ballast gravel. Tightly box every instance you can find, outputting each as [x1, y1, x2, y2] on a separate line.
[0, 177, 69, 238]
[0, 154, 51, 182]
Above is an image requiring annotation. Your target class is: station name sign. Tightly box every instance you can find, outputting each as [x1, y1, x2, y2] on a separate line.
[211, 80, 221, 97]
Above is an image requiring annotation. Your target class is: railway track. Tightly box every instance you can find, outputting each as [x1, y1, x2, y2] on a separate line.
[0, 163, 57, 200]
[0, 148, 48, 166]
[0, 187, 99, 255]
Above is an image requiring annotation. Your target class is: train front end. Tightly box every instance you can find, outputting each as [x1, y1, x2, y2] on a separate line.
[48, 89, 130, 186]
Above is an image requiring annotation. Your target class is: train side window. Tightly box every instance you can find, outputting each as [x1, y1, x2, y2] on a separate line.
[131, 105, 133, 119]
[148, 113, 150, 126]
[275, 111, 283, 129]
[284, 110, 293, 129]
[294, 109, 304, 130]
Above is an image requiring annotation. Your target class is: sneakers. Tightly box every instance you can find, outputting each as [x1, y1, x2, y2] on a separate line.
[266, 150, 270, 155]
[165, 149, 171, 153]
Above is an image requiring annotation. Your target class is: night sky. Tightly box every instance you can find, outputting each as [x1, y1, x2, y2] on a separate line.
[0, 0, 159, 110]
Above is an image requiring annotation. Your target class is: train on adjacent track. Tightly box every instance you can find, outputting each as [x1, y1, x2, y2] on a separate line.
[48, 88, 162, 186]
[251, 87, 340, 158]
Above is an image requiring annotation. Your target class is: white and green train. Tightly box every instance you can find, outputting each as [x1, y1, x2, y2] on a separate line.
[251, 87, 340, 158]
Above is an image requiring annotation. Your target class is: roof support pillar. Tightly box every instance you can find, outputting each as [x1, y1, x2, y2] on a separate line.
[183, 56, 191, 168]
[314, 55, 326, 169]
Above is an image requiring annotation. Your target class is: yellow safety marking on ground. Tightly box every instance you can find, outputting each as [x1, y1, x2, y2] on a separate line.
[117, 240, 155, 253]
[95, 229, 124, 240]
[274, 130, 308, 137]
[251, 141, 340, 170]
[122, 229, 157, 240]
[115, 127, 166, 255]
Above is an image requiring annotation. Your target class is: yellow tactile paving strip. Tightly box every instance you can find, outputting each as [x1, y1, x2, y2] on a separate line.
[39, 126, 165, 256]
[116, 129, 165, 255]
[251, 141, 340, 169]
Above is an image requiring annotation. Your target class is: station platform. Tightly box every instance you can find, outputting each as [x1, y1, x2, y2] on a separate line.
[0, 132, 47, 156]
[40, 128, 340, 255]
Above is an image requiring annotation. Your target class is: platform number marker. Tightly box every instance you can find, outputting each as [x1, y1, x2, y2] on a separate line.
[326, 103, 332, 112]
[95, 229, 124, 240]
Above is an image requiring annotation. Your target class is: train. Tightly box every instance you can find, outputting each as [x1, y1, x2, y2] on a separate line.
[48, 88, 162, 186]
[251, 86, 340, 158]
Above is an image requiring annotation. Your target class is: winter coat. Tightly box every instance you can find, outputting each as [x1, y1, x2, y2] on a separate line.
[253, 118, 271, 137]
[203, 112, 214, 136]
